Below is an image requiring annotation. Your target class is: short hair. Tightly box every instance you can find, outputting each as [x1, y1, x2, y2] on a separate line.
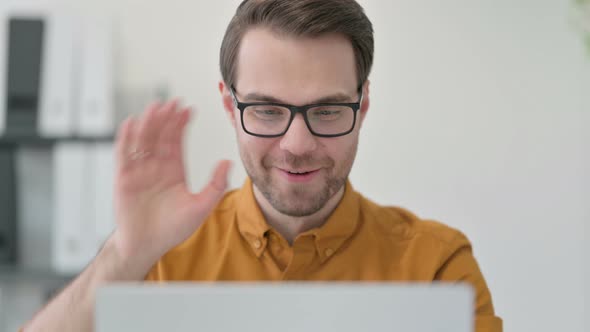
[220, 0, 374, 89]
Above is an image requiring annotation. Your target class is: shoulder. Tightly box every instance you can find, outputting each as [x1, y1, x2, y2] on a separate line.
[358, 193, 471, 250]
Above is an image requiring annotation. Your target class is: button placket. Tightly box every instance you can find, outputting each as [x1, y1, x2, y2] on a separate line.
[282, 236, 316, 280]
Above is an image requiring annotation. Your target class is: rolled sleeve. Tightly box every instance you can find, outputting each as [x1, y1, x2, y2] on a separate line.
[434, 233, 503, 332]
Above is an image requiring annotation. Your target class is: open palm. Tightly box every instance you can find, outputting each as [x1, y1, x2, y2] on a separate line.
[113, 100, 231, 261]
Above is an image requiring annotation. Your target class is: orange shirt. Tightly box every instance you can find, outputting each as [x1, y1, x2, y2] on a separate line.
[146, 179, 503, 332]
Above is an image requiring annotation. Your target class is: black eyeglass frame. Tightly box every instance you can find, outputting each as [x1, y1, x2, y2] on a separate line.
[229, 85, 364, 138]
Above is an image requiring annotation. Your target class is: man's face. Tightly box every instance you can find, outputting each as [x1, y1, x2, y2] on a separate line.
[220, 27, 369, 217]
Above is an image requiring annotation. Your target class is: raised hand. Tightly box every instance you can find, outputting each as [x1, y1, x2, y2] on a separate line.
[112, 100, 231, 264]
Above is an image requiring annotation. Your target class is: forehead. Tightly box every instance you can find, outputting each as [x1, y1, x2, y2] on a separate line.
[235, 27, 358, 103]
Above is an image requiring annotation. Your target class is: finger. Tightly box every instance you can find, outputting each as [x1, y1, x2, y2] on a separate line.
[157, 98, 178, 128]
[157, 107, 193, 159]
[115, 116, 137, 170]
[134, 101, 167, 150]
[171, 107, 192, 151]
[195, 160, 232, 209]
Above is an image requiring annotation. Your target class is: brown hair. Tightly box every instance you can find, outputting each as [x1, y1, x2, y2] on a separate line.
[220, 0, 374, 89]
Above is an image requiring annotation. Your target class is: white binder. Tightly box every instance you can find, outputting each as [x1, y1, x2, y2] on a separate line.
[91, 142, 116, 249]
[38, 13, 78, 137]
[14, 147, 53, 271]
[77, 17, 114, 137]
[52, 142, 96, 274]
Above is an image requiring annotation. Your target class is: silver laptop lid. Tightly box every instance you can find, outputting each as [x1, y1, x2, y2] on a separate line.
[97, 283, 473, 332]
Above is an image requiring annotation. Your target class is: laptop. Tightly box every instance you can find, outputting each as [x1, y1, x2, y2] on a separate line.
[96, 282, 473, 332]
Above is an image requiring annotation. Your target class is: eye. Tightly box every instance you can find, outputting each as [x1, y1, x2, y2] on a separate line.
[309, 108, 344, 121]
[256, 109, 283, 115]
[317, 110, 339, 116]
[246, 106, 289, 121]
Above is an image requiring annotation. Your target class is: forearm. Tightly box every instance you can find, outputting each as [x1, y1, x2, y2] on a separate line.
[22, 233, 154, 332]
[20, 98, 228, 331]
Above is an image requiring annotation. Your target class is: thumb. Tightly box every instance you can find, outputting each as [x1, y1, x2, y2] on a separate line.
[195, 159, 232, 209]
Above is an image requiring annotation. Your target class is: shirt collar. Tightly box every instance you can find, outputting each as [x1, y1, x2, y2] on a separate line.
[235, 178, 361, 261]
[307, 180, 360, 263]
[235, 178, 271, 257]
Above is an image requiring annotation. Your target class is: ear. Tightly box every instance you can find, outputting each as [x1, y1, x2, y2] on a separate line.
[219, 80, 237, 128]
[358, 79, 370, 128]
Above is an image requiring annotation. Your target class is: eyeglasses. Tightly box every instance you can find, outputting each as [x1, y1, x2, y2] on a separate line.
[229, 85, 363, 138]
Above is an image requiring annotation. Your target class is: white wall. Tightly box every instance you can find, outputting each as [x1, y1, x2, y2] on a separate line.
[16, 0, 590, 331]
[356, 2, 588, 332]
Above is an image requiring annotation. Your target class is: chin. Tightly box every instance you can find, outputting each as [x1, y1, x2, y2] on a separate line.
[265, 175, 344, 217]
[270, 197, 327, 217]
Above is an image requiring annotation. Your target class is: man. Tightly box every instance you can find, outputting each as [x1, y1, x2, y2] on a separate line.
[23, 0, 502, 331]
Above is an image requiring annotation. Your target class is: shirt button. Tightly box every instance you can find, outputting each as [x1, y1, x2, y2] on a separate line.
[253, 239, 262, 249]
[325, 248, 334, 257]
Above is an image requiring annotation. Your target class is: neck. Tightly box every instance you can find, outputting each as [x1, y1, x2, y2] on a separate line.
[253, 184, 345, 245]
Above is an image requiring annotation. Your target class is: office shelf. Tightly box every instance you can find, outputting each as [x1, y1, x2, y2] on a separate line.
[0, 134, 115, 147]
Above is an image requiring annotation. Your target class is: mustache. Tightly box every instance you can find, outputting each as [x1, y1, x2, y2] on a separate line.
[263, 152, 334, 169]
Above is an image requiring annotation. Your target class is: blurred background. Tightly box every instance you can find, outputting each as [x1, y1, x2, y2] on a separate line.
[0, 0, 588, 331]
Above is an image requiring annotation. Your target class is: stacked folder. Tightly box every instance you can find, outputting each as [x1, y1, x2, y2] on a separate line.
[0, 5, 117, 273]
[52, 142, 116, 275]
[0, 6, 114, 138]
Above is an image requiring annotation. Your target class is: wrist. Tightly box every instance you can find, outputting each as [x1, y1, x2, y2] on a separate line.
[95, 232, 157, 283]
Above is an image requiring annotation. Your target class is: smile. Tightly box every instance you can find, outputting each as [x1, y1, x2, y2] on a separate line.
[276, 168, 321, 183]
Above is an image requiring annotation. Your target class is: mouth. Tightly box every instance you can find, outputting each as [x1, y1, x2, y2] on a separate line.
[286, 169, 315, 174]
[276, 168, 321, 183]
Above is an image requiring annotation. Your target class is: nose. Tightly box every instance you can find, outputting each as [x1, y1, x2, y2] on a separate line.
[279, 114, 318, 156]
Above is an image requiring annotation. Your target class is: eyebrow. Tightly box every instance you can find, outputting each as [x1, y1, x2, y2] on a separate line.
[241, 91, 357, 104]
